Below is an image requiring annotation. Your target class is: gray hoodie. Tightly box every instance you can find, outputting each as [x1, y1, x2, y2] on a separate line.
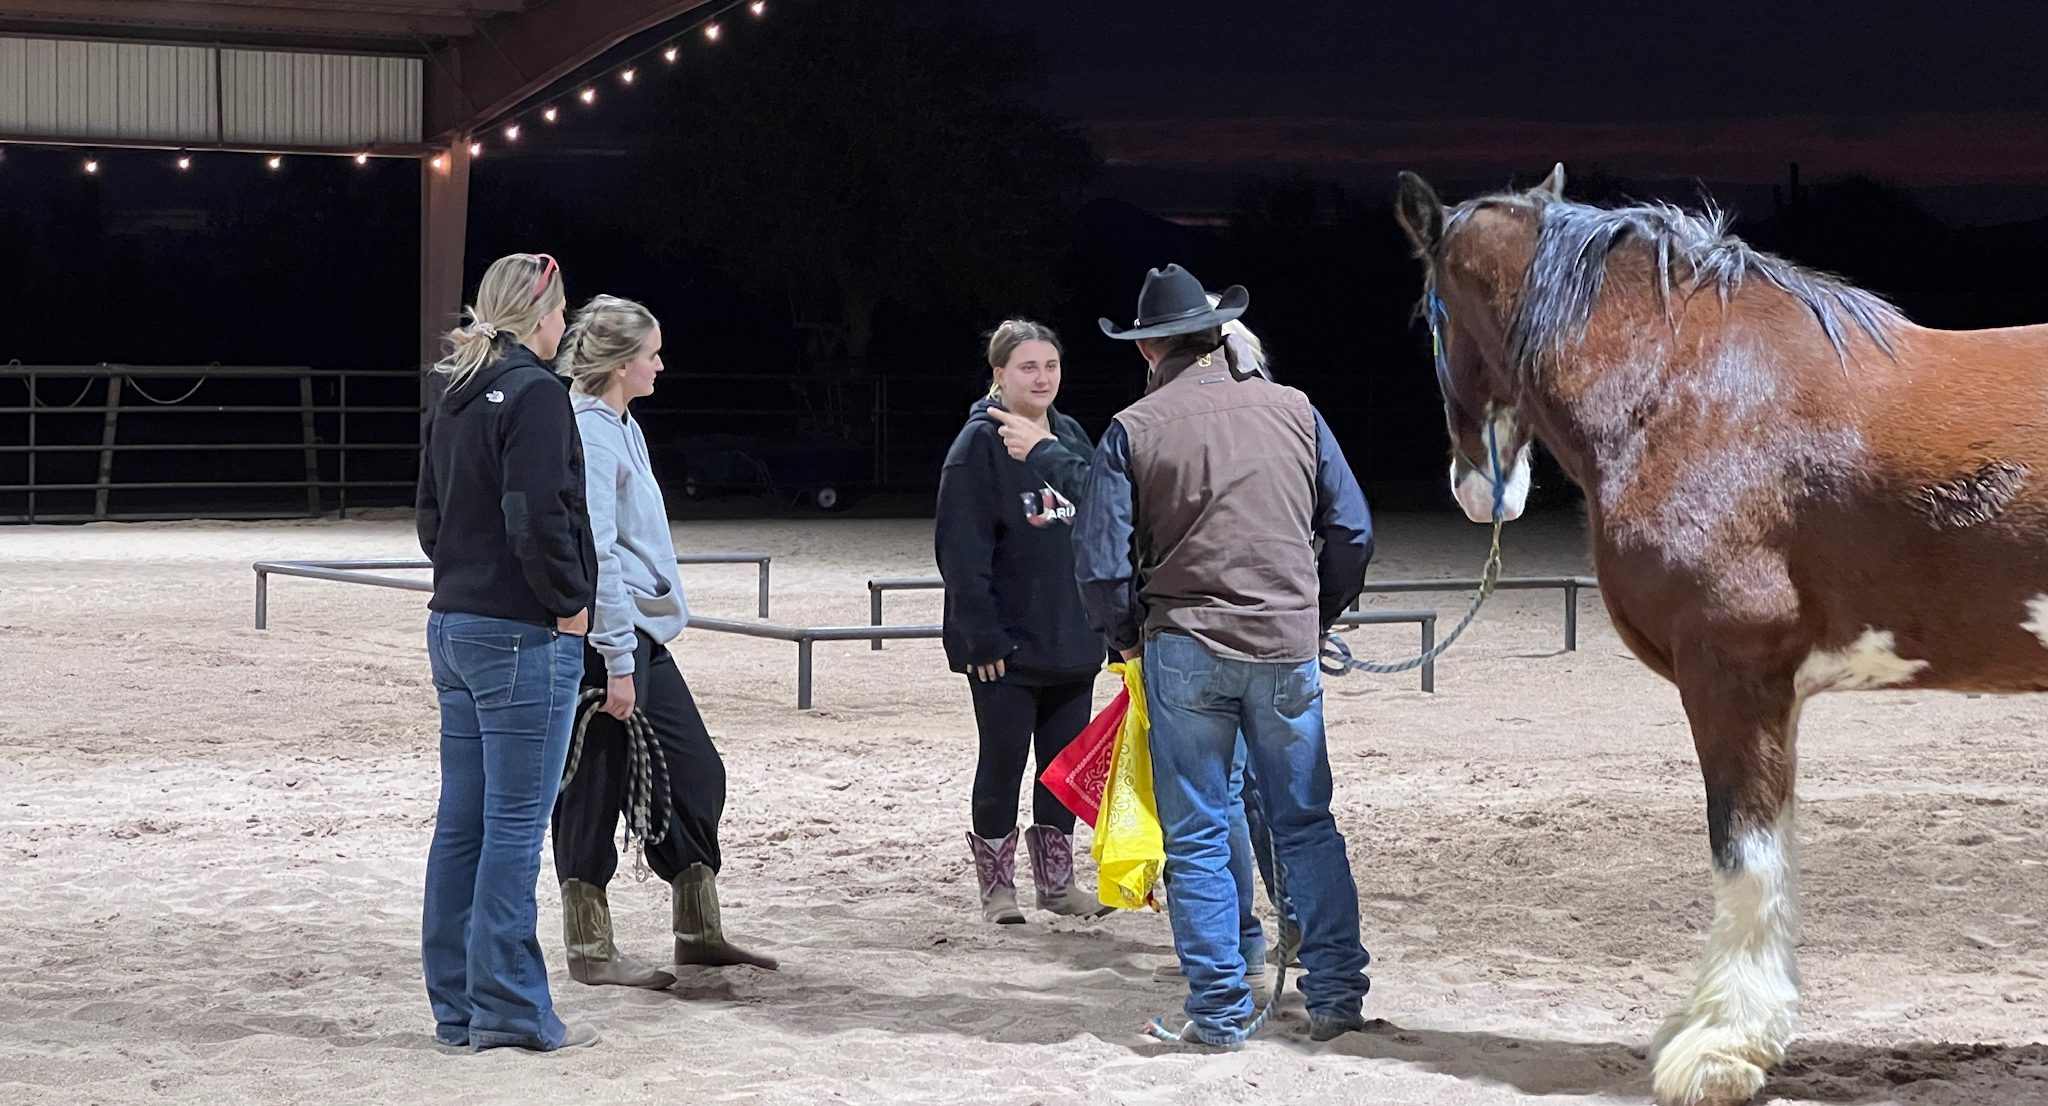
[573, 393, 689, 675]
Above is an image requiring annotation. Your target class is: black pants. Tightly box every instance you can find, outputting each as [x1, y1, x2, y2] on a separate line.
[552, 633, 724, 886]
[967, 675, 1095, 839]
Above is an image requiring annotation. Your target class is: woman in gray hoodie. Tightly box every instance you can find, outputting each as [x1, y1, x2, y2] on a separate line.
[549, 294, 778, 986]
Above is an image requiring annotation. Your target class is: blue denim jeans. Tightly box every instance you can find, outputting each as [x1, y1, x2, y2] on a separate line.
[1229, 742, 1297, 963]
[422, 612, 584, 1051]
[1226, 751, 1266, 968]
[1146, 632, 1370, 1042]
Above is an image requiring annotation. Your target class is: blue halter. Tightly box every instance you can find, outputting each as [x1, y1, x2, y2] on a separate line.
[1317, 290, 1506, 680]
[1428, 290, 1507, 518]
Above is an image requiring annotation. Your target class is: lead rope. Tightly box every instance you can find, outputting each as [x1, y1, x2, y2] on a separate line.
[1146, 298, 1503, 1047]
[1321, 293, 1507, 680]
[561, 688, 674, 881]
[1144, 818, 1296, 1045]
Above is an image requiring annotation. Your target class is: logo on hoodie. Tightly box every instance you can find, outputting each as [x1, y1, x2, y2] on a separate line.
[485, 390, 505, 403]
[1022, 486, 1076, 527]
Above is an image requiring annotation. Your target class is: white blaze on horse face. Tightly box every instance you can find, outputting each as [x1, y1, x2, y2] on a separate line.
[1450, 410, 1531, 523]
[1651, 810, 1801, 1105]
[1792, 628, 1929, 697]
[2021, 594, 2048, 649]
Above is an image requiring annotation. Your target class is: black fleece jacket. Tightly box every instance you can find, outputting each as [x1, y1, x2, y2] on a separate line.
[933, 397, 1103, 683]
[416, 343, 598, 625]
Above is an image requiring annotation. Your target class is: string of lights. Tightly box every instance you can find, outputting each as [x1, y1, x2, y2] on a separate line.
[445, 0, 770, 169]
[8, 0, 772, 178]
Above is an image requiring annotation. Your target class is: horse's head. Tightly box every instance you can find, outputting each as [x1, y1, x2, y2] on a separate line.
[1393, 166, 1560, 523]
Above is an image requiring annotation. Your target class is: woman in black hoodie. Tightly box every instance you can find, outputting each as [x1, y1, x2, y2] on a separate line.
[415, 252, 601, 1052]
[935, 319, 1108, 924]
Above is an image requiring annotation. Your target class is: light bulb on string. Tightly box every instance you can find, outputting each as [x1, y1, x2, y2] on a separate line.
[750, 1, 766, 16]
[663, 45, 679, 63]
[267, 155, 282, 170]
[704, 22, 721, 41]
[620, 68, 635, 85]
[579, 87, 596, 105]
[355, 152, 369, 165]
[84, 156, 99, 175]
[431, 154, 446, 171]
[469, 141, 482, 158]
[543, 106, 559, 123]
[504, 124, 520, 142]
[176, 154, 192, 171]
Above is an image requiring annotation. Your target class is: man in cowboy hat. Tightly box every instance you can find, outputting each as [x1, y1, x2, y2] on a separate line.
[1071, 263, 1374, 1046]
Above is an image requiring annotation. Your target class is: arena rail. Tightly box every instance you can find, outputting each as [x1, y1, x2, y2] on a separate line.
[253, 552, 774, 629]
[1349, 576, 1600, 651]
[250, 559, 1447, 707]
[867, 575, 1602, 654]
[681, 617, 949, 709]
[863, 577, 1440, 692]
[2, 364, 422, 523]
[714, 607, 1438, 706]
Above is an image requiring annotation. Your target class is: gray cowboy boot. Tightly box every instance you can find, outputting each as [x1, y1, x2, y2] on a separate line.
[966, 830, 1026, 924]
[560, 880, 676, 989]
[1023, 825, 1111, 917]
[671, 863, 780, 970]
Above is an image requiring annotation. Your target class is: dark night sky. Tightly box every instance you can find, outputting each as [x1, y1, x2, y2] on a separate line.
[10, 0, 2048, 516]
[989, 0, 2048, 223]
[47, 1, 2048, 224]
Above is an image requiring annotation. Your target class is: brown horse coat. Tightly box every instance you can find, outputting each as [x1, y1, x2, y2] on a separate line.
[1396, 164, 2048, 1106]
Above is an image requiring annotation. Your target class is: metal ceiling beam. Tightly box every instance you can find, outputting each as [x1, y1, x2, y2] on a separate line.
[175, 0, 528, 13]
[0, 0, 476, 40]
[422, 0, 712, 139]
[0, 131, 438, 157]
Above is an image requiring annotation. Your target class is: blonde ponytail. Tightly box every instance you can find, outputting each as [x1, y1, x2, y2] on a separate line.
[432, 253, 566, 392]
[556, 294, 659, 396]
[1211, 292, 1271, 379]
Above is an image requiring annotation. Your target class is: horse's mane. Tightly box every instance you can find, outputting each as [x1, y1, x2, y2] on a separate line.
[1446, 194, 1905, 375]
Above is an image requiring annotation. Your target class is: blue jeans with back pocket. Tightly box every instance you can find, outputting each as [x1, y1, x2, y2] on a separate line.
[421, 611, 583, 1050]
[1144, 631, 1371, 1043]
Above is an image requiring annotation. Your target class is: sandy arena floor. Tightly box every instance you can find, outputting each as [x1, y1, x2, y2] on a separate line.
[2, 510, 2046, 1105]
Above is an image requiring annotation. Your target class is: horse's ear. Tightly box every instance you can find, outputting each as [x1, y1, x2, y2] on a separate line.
[1533, 162, 1567, 200]
[1395, 171, 1445, 254]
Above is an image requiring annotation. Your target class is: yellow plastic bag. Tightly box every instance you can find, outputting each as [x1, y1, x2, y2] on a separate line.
[1091, 658, 1164, 910]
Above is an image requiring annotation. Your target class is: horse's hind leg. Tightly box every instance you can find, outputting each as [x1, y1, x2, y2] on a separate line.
[1651, 668, 1802, 1106]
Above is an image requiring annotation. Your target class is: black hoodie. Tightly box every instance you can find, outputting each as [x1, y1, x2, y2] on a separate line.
[933, 397, 1102, 683]
[416, 342, 598, 626]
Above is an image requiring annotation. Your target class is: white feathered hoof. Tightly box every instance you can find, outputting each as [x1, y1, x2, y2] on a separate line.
[1649, 1013, 1781, 1106]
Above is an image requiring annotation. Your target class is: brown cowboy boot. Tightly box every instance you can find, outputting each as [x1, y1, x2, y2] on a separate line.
[967, 830, 1026, 924]
[1023, 825, 1111, 918]
[560, 880, 676, 989]
[671, 863, 780, 970]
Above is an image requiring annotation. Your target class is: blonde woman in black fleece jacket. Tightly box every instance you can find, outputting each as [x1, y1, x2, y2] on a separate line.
[415, 252, 600, 1053]
[935, 319, 1110, 924]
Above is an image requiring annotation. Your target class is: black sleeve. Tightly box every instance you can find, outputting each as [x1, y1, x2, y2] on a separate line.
[1310, 408, 1373, 629]
[934, 429, 1015, 665]
[499, 382, 596, 618]
[415, 411, 441, 559]
[1024, 421, 1094, 500]
[1073, 420, 1144, 652]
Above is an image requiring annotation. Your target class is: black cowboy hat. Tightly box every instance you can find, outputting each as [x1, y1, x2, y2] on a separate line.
[1098, 263, 1249, 340]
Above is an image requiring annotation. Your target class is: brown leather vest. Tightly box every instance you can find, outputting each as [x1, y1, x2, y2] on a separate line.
[1115, 344, 1322, 662]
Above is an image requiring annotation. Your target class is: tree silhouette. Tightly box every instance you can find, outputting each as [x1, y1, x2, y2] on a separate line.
[631, 0, 1097, 374]
[1750, 174, 1950, 318]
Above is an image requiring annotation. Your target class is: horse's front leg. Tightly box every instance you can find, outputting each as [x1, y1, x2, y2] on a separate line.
[1650, 666, 1803, 1106]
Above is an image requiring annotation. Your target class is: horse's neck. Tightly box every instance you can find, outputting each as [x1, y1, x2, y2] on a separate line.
[1513, 344, 1667, 504]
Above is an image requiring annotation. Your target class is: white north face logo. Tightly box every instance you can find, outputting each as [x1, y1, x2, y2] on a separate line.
[485, 390, 505, 403]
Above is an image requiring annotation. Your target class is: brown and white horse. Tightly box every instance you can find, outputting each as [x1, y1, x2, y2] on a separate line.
[1394, 164, 2048, 1106]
